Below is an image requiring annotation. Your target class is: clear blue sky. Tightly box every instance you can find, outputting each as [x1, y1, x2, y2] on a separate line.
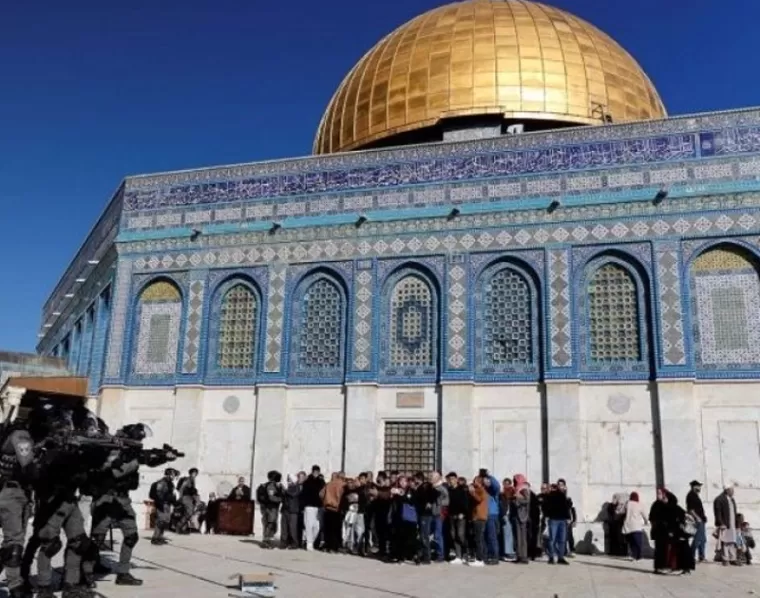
[0, 0, 754, 353]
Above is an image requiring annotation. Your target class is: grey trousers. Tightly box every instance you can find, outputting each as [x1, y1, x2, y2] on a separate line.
[515, 522, 529, 561]
[36, 499, 86, 588]
[152, 504, 172, 541]
[0, 486, 30, 591]
[280, 512, 299, 547]
[90, 494, 138, 574]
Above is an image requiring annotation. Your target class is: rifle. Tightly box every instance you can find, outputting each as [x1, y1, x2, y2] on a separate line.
[139, 444, 185, 468]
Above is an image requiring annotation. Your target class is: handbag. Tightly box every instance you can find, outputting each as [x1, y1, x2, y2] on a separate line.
[681, 513, 697, 537]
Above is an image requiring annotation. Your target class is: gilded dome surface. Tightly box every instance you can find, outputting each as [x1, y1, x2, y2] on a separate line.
[314, 0, 666, 154]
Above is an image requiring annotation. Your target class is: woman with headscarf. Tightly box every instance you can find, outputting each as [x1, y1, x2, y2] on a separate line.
[649, 488, 673, 573]
[607, 492, 629, 556]
[512, 474, 531, 564]
[668, 492, 696, 574]
[622, 491, 648, 561]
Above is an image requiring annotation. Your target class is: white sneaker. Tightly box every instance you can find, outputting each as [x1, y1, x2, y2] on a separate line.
[468, 560, 485, 567]
[449, 558, 463, 565]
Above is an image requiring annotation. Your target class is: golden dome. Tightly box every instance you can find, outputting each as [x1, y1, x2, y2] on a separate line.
[314, 0, 666, 154]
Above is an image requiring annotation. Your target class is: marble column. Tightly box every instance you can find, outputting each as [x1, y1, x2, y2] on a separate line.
[441, 384, 475, 476]
[343, 384, 378, 473]
[545, 381, 585, 517]
[656, 379, 702, 493]
[252, 385, 287, 485]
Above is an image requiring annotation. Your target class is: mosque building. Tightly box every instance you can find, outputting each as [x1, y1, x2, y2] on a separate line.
[37, 0, 760, 524]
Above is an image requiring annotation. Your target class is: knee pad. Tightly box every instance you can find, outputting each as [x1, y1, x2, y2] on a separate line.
[1, 543, 23, 567]
[68, 534, 92, 556]
[41, 537, 63, 558]
[123, 533, 139, 549]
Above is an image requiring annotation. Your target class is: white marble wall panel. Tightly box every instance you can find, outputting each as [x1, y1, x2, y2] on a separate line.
[284, 387, 343, 476]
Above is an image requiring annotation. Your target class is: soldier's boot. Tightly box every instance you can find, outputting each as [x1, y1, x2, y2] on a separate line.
[115, 572, 143, 586]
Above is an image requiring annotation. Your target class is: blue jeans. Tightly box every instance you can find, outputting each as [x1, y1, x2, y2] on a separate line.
[485, 515, 499, 561]
[502, 518, 515, 557]
[433, 516, 445, 561]
[692, 521, 706, 560]
[418, 515, 433, 562]
[548, 519, 567, 561]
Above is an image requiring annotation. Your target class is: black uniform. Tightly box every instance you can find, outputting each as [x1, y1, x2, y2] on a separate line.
[150, 475, 176, 544]
[31, 443, 92, 598]
[177, 475, 198, 533]
[0, 427, 35, 598]
[85, 450, 142, 585]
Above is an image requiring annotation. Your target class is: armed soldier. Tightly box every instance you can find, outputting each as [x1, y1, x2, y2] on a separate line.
[176, 468, 199, 533]
[84, 423, 181, 586]
[0, 398, 36, 598]
[27, 403, 98, 598]
[149, 468, 178, 545]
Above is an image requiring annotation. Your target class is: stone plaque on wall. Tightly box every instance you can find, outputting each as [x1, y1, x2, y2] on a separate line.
[396, 392, 424, 409]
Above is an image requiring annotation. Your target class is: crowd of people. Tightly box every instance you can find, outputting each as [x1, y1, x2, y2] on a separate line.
[254, 467, 578, 567]
[244, 467, 754, 574]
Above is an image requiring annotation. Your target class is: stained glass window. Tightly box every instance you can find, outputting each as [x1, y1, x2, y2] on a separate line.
[217, 284, 258, 370]
[298, 278, 343, 369]
[484, 268, 532, 365]
[390, 275, 434, 367]
[588, 264, 641, 361]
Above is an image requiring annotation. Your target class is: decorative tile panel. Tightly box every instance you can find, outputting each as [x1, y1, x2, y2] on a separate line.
[654, 244, 686, 366]
[588, 264, 641, 362]
[105, 259, 134, 378]
[353, 264, 374, 371]
[446, 260, 468, 370]
[134, 302, 181, 375]
[181, 278, 205, 373]
[264, 264, 286, 373]
[547, 248, 571, 368]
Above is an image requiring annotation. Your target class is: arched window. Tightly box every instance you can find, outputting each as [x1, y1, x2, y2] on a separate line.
[389, 275, 434, 367]
[588, 263, 641, 362]
[483, 268, 533, 367]
[133, 280, 182, 375]
[217, 284, 258, 370]
[298, 278, 343, 370]
[692, 246, 760, 366]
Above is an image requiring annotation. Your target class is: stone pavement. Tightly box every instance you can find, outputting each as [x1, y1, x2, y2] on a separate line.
[78, 533, 760, 598]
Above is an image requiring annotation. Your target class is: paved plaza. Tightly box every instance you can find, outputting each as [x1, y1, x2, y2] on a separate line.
[82, 533, 759, 598]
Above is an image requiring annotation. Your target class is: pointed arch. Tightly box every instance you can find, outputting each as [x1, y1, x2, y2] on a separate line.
[690, 243, 760, 369]
[207, 276, 263, 376]
[576, 251, 653, 376]
[132, 278, 183, 376]
[380, 264, 441, 378]
[475, 258, 541, 376]
[288, 268, 348, 380]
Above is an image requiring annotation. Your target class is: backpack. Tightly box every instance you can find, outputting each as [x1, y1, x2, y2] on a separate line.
[256, 483, 270, 506]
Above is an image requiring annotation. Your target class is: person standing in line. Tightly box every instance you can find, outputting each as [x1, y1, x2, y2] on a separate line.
[622, 491, 648, 561]
[300, 465, 325, 551]
[685, 480, 707, 563]
[544, 479, 571, 565]
[320, 472, 346, 553]
[714, 485, 740, 566]
[447, 475, 469, 564]
[468, 475, 488, 568]
[390, 476, 418, 564]
[373, 472, 392, 560]
[280, 474, 301, 549]
[512, 474, 531, 565]
[481, 470, 501, 565]
[499, 478, 516, 561]
[430, 471, 449, 563]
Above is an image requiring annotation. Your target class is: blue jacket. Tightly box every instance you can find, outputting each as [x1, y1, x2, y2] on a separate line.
[486, 475, 500, 516]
